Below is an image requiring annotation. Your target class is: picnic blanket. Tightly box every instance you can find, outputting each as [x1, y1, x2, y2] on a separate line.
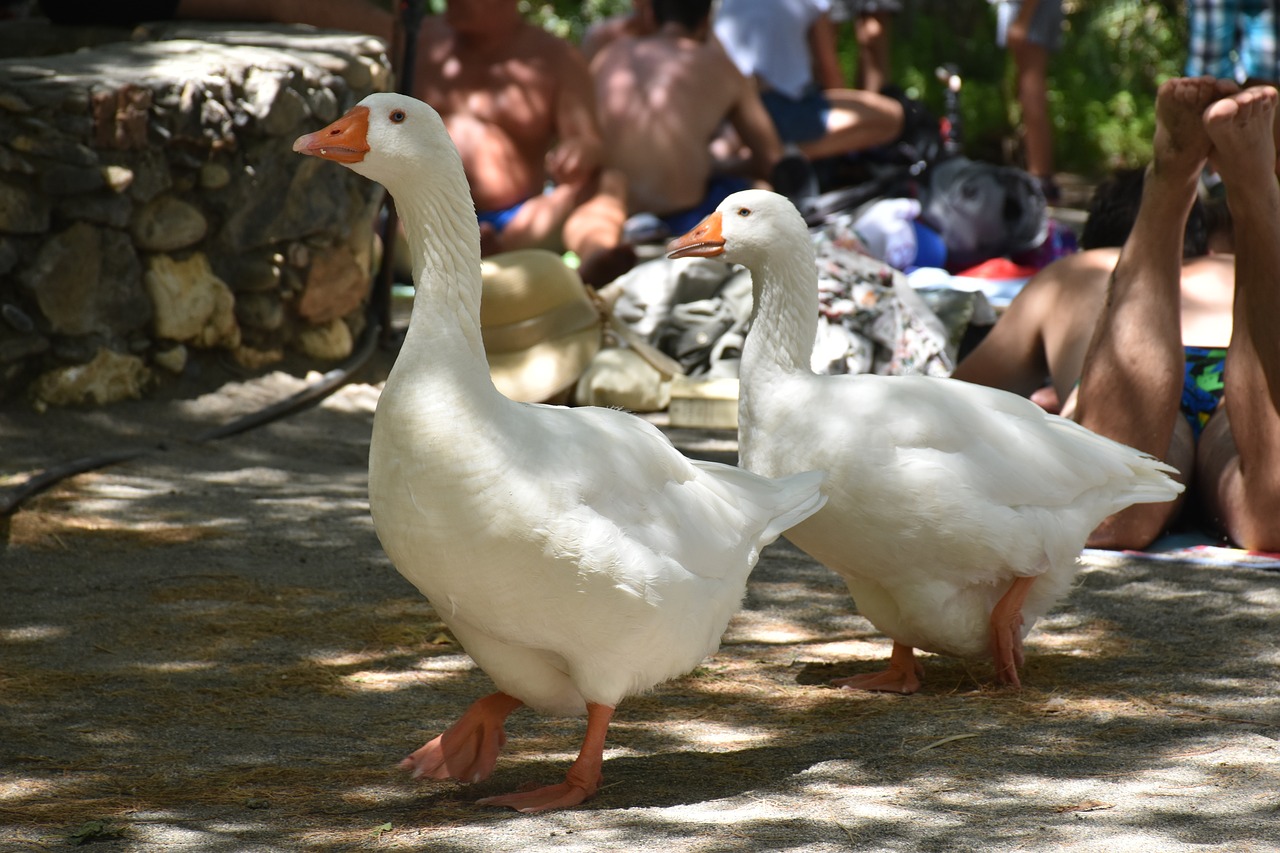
[1084, 530, 1280, 571]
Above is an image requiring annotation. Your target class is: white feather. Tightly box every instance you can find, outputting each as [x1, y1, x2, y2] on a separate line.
[712, 189, 1183, 660]
[343, 97, 827, 716]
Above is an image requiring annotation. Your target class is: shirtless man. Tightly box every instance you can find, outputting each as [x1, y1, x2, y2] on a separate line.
[954, 77, 1280, 551]
[411, 0, 633, 286]
[591, 0, 788, 233]
[581, 0, 654, 63]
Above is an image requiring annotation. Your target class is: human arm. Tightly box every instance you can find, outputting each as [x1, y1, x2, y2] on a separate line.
[950, 276, 1054, 398]
[546, 41, 605, 186]
[807, 11, 847, 90]
[727, 70, 786, 180]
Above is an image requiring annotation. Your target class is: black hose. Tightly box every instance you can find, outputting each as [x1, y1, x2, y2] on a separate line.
[0, 320, 383, 518]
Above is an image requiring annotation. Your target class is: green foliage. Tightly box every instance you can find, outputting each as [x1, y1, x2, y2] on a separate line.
[456, 0, 1185, 178]
[881, 1, 1184, 176]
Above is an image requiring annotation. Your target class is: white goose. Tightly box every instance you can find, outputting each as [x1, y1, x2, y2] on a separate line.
[668, 190, 1184, 694]
[293, 96, 826, 813]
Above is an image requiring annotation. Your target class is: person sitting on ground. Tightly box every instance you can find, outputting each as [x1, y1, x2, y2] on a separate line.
[62, 0, 636, 286]
[591, 0, 800, 240]
[409, 0, 634, 287]
[712, 0, 905, 163]
[953, 77, 1280, 552]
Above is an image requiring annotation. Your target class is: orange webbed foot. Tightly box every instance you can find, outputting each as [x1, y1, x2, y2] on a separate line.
[831, 642, 923, 694]
[477, 702, 615, 814]
[990, 576, 1035, 689]
[477, 779, 598, 814]
[401, 692, 522, 783]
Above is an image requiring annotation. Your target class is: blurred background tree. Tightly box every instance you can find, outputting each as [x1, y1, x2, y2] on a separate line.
[421, 0, 1188, 179]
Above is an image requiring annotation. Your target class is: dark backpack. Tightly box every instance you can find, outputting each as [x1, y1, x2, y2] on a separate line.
[918, 156, 1048, 271]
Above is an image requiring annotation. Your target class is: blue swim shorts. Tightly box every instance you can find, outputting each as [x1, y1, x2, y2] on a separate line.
[476, 197, 528, 233]
[761, 85, 831, 145]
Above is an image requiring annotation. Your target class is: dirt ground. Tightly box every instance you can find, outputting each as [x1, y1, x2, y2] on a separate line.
[2, 340, 1278, 852]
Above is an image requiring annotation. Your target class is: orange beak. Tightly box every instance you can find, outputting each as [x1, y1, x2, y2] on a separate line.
[666, 211, 725, 259]
[292, 105, 371, 164]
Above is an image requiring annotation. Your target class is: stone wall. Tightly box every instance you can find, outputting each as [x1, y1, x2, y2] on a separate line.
[0, 20, 392, 407]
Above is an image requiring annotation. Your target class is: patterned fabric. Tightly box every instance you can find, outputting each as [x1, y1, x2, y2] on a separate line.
[810, 216, 955, 377]
[609, 215, 964, 381]
[1181, 345, 1228, 439]
[1185, 0, 1279, 82]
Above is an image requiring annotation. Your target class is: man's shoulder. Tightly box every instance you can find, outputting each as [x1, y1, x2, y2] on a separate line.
[513, 19, 580, 58]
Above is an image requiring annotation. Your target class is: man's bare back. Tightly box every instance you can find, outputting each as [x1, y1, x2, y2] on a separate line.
[592, 25, 780, 215]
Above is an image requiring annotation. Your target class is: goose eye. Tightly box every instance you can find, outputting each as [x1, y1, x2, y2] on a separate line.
[390, 109, 406, 123]
[736, 207, 751, 217]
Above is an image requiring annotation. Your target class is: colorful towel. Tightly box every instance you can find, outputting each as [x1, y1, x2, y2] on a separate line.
[1083, 530, 1280, 571]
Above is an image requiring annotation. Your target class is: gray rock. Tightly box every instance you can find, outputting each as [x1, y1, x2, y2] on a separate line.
[235, 291, 284, 332]
[19, 222, 148, 337]
[0, 180, 51, 233]
[130, 194, 208, 251]
[57, 191, 133, 229]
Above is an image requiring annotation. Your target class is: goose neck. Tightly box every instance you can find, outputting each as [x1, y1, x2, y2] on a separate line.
[741, 247, 819, 378]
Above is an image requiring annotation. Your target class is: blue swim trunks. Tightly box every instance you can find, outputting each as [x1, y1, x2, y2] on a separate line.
[1182, 345, 1227, 439]
[476, 198, 528, 233]
[659, 175, 755, 236]
[760, 85, 831, 145]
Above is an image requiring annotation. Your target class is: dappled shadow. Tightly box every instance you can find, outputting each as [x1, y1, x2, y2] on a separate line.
[2, 372, 1279, 850]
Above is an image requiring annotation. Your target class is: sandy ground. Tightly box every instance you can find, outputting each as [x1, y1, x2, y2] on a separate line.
[2, 342, 1279, 852]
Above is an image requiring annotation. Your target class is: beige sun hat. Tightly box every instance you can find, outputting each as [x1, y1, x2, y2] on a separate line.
[480, 249, 604, 403]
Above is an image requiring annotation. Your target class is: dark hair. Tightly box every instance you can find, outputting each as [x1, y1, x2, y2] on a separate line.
[1079, 167, 1209, 257]
[651, 0, 712, 29]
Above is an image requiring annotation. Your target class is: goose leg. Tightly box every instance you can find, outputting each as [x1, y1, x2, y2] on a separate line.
[478, 702, 615, 813]
[832, 641, 924, 694]
[990, 576, 1036, 687]
[401, 691, 523, 783]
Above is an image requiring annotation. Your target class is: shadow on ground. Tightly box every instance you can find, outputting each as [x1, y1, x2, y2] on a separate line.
[2, 370, 1277, 851]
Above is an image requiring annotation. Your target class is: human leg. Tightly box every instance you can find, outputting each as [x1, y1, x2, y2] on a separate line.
[1197, 84, 1280, 550]
[797, 89, 903, 161]
[563, 168, 635, 287]
[1011, 38, 1054, 184]
[1074, 77, 1235, 548]
[496, 185, 580, 255]
[487, 170, 633, 287]
[854, 11, 892, 93]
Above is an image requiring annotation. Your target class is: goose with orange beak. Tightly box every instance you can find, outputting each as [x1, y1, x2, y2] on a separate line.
[293, 95, 826, 813]
[668, 190, 1183, 694]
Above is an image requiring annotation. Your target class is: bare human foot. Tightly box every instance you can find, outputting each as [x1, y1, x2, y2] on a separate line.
[1201, 84, 1280, 551]
[1150, 76, 1237, 187]
[1203, 84, 1279, 196]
